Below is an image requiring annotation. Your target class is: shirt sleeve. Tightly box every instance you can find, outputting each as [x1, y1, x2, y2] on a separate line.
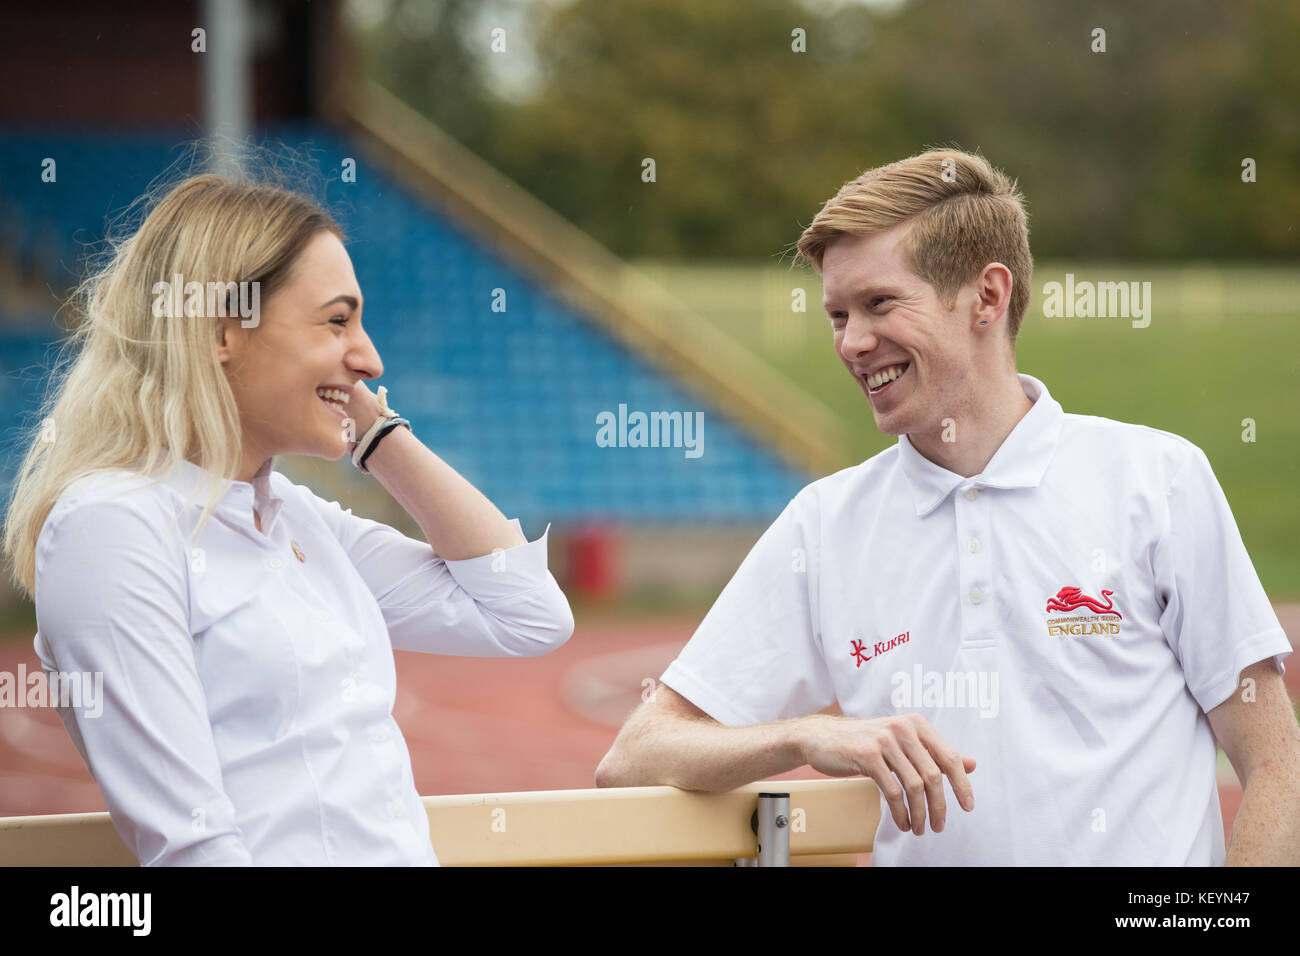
[1153, 444, 1292, 714]
[33, 493, 254, 866]
[300, 488, 574, 658]
[659, 489, 834, 726]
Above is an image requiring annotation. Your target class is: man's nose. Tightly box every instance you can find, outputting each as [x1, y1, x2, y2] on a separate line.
[838, 313, 878, 362]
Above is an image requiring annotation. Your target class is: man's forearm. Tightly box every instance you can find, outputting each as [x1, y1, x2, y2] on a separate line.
[362, 425, 526, 560]
[597, 710, 809, 792]
[1224, 768, 1300, 865]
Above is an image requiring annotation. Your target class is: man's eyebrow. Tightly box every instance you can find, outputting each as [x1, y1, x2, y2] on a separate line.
[318, 294, 359, 311]
[822, 285, 901, 309]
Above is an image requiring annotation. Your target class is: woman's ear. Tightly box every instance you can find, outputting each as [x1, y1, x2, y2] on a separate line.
[215, 315, 239, 365]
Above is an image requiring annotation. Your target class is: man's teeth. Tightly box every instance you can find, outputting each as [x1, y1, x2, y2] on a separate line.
[867, 364, 908, 389]
[316, 387, 350, 406]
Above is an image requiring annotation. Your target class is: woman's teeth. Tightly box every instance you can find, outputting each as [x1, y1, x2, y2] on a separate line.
[316, 387, 350, 410]
[867, 364, 908, 390]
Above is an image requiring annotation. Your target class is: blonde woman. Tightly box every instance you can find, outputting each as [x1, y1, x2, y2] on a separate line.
[2, 172, 575, 866]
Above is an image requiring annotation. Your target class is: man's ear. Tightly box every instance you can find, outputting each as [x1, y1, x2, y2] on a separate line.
[972, 263, 1013, 330]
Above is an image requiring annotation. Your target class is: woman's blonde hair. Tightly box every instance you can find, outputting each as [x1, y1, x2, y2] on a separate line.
[2, 161, 342, 599]
[793, 147, 1033, 344]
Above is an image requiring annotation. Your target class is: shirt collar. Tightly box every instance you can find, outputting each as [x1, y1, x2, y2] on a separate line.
[896, 373, 1064, 517]
[160, 456, 286, 534]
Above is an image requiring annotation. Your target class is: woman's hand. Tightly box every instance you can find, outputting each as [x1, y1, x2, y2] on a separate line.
[343, 380, 389, 455]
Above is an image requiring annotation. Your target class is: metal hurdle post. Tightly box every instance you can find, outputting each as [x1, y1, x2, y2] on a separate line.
[735, 791, 791, 866]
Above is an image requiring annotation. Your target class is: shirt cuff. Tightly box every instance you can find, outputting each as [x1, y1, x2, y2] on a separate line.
[442, 520, 553, 603]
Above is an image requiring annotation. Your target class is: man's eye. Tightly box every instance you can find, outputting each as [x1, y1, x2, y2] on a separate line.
[870, 297, 891, 309]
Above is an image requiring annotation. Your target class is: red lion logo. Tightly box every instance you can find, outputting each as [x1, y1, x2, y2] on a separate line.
[1045, 586, 1122, 619]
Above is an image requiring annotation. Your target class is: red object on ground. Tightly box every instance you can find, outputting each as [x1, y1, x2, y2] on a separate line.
[568, 523, 620, 598]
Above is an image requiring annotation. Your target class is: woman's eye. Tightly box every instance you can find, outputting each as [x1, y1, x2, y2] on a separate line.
[330, 317, 348, 327]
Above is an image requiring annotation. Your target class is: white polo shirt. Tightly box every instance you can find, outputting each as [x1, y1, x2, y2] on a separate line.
[660, 373, 1291, 865]
[34, 456, 573, 866]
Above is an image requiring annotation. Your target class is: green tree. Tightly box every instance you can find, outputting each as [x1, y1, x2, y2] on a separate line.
[357, 0, 1300, 260]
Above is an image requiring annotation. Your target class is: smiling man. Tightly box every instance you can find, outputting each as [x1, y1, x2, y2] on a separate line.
[595, 148, 1300, 866]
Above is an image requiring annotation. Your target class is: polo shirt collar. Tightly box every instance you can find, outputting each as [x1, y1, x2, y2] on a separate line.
[897, 373, 1064, 517]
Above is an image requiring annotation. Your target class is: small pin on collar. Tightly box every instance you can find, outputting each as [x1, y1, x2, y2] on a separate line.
[291, 539, 306, 562]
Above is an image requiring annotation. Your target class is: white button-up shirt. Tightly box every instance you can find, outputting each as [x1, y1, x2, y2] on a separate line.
[661, 373, 1291, 865]
[33, 457, 574, 866]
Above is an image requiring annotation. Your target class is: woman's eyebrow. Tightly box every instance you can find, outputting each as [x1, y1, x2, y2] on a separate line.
[318, 294, 359, 311]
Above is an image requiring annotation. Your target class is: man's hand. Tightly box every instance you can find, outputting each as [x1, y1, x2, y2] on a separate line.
[795, 713, 976, 836]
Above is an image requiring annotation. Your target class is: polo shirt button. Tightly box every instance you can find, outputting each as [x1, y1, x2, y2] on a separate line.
[963, 488, 979, 501]
[388, 801, 405, 818]
[968, 537, 981, 553]
[318, 609, 330, 622]
[371, 726, 389, 743]
[351, 671, 362, 681]
[969, 587, 984, 604]
[267, 557, 282, 569]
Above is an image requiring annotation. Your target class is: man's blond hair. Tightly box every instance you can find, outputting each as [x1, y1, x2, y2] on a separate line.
[794, 148, 1033, 344]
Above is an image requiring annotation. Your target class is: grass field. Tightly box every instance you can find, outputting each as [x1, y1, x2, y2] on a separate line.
[633, 260, 1300, 600]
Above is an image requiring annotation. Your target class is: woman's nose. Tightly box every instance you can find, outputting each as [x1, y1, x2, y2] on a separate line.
[349, 331, 383, 380]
